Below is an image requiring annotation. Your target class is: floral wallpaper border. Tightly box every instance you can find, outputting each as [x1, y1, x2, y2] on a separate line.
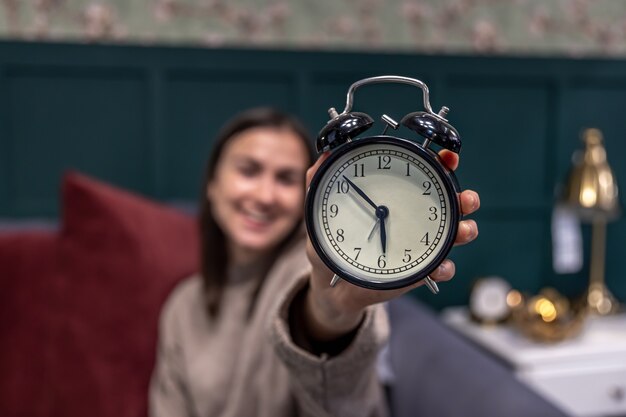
[2, 0, 626, 57]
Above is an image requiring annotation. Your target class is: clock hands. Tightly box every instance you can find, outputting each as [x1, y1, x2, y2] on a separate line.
[367, 218, 387, 253]
[376, 206, 388, 254]
[338, 174, 438, 293]
[380, 217, 387, 254]
[341, 175, 377, 211]
[341, 175, 388, 253]
[367, 219, 379, 241]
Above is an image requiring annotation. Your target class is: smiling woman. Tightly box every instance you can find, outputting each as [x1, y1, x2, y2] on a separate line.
[207, 127, 310, 267]
[197, 108, 314, 318]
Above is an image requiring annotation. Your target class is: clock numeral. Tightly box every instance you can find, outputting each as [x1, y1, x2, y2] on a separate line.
[403, 249, 412, 263]
[377, 155, 391, 170]
[353, 247, 362, 260]
[336, 228, 345, 242]
[336, 180, 350, 194]
[377, 254, 387, 268]
[423, 181, 432, 195]
[353, 163, 365, 177]
[421, 232, 430, 246]
[329, 204, 339, 218]
[405, 162, 411, 176]
[428, 206, 438, 221]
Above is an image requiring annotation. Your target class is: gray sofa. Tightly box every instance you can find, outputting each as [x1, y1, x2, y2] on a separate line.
[388, 297, 568, 417]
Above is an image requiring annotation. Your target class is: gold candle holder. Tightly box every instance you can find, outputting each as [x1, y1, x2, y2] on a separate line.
[510, 288, 586, 343]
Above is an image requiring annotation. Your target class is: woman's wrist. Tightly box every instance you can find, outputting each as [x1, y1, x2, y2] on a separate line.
[303, 282, 365, 343]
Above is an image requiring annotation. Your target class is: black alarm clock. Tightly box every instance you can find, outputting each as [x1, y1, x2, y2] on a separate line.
[305, 75, 462, 293]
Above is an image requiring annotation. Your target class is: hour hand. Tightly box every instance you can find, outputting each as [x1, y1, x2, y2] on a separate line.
[375, 205, 389, 254]
[341, 175, 377, 211]
[379, 216, 387, 254]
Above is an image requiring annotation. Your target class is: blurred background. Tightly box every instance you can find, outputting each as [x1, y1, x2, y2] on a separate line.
[2, 0, 625, 309]
[2, 2, 626, 417]
[3, 0, 626, 55]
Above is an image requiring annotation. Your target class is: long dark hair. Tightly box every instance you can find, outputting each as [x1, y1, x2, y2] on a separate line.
[199, 107, 314, 318]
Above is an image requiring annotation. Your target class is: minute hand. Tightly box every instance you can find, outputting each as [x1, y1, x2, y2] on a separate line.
[341, 175, 378, 210]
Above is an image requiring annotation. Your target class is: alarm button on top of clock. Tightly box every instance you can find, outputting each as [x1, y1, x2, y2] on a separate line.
[402, 109, 461, 153]
[317, 111, 374, 152]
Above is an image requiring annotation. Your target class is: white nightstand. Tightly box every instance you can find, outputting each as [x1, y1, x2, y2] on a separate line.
[442, 307, 626, 417]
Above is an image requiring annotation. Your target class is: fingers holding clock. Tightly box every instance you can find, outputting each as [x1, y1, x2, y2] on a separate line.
[426, 190, 477, 289]
[461, 189, 480, 215]
[455, 219, 478, 246]
[428, 259, 456, 282]
[425, 188, 477, 283]
[437, 149, 480, 246]
[438, 149, 459, 171]
[455, 189, 480, 246]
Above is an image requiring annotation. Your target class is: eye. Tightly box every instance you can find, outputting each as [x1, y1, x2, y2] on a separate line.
[237, 162, 260, 177]
[276, 170, 301, 186]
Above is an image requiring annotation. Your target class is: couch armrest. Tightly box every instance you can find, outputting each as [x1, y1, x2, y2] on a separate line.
[387, 297, 568, 417]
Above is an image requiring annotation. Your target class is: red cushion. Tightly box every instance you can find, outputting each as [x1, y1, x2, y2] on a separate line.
[53, 172, 199, 417]
[0, 232, 62, 417]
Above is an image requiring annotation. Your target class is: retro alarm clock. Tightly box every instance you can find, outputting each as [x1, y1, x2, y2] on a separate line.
[305, 75, 463, 293]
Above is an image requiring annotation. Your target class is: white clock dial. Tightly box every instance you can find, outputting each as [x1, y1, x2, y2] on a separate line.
[310, 140, 456, 285]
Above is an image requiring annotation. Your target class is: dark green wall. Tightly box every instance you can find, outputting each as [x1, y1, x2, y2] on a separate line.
[1, 41, 624, 309]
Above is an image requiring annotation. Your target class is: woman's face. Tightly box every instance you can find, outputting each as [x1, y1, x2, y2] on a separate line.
[207, 126, 310, 263]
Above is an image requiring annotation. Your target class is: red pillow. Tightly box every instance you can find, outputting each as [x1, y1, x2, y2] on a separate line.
[52, 172, 199, 417]
[0, 232, 62, 417]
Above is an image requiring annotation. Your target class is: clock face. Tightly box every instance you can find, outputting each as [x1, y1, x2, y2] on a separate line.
[306, 136, 460, 289]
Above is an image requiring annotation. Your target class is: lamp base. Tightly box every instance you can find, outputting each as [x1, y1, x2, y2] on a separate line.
[586, 283, 620, 315]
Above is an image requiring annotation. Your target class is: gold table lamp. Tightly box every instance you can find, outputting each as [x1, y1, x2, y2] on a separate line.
[562, 128, 621, 315]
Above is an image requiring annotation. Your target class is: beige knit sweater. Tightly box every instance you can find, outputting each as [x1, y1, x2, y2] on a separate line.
[149, 235, 390, 417]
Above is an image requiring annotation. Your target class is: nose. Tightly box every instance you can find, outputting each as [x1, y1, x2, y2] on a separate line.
[254, 175, 278, 206]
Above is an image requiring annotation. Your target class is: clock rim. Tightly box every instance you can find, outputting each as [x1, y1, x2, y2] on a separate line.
[305, 135, 461, 290]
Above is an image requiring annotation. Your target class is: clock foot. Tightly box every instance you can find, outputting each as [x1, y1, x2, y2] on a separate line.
[330, 275, 341, 287]
[424, 276, 439, 294]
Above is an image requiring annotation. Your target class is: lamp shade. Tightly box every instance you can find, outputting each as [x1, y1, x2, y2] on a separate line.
[562, 128, 621, 222]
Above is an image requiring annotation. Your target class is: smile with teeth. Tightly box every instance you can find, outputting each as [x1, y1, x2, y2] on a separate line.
[242, 208, 273, 225]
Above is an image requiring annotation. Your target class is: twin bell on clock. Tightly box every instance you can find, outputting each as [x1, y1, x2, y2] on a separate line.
[305, 75, 463, 294]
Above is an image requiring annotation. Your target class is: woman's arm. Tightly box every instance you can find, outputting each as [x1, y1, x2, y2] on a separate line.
[271, 275, 390, 417]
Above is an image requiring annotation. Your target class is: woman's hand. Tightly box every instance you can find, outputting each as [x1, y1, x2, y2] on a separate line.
[302, 149, 480, 343]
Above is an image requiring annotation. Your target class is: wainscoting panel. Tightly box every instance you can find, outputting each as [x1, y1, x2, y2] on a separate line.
[1, 41, 624, 307]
